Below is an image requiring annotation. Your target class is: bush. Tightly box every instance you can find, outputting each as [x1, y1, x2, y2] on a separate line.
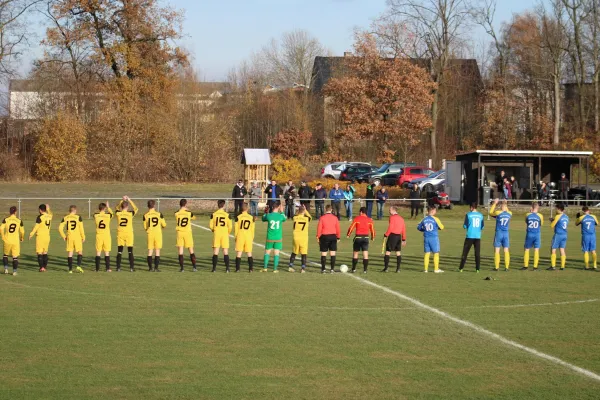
[271, 156, 306, 182]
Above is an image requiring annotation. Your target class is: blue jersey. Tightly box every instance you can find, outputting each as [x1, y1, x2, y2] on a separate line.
[577, 214, 598, 236]
[490, 204, 512, 232]
[525, 212, 543, 235]
[417, 216, 444, 238]
[552, 214, 569, 235]
[464, 211, 484, 239]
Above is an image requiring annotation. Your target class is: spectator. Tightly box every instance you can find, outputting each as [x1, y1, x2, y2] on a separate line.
[343, 184, 355, 221]
[232, 179, 247, 218]
[329, 183, 344, 220]
[559, 173, 570, 205]
[249, 181, 262, 217]
[283, 180, 294, 195]
[264, 179, 283, 212]
[538, 182, 549, 203]
[298, 181, 313, 212]
[495, 170, 506, 199]
[314, 183, 327, 219]
[510, 176, 519, 200]
[376, 187, 389, 220]
[409, 185, 422, 219]
[365, 183, 376, 218]
[503, 177, 511, 200]
[284, 185, 296, 219]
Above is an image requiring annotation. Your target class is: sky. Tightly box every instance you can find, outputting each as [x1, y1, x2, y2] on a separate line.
[18, 0, 540, 82]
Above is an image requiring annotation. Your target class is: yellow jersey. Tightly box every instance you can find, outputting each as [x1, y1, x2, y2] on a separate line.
[1, 215, 24, 243]
[293, 212, 312, 238]
[94, 208, 113, 235]
[59, 214, 85, 241]
[209, 209, 232, 236]
[235, 212, 255, 239]
[143, 210, 167, 233]
[116, 200, 138, 235]
[29, 210, 53, 239]
[175, 209, 196, 232]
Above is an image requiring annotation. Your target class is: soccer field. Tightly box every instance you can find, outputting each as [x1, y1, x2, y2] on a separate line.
[1, 188, 600, 398]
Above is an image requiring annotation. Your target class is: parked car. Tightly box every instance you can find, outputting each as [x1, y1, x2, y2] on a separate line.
[339, 165, 379, 183]
[321, 162, 372, 180]
[397, 167, 436, 188]
[365, 163, 416, 186]
[407, 170, 446, 193]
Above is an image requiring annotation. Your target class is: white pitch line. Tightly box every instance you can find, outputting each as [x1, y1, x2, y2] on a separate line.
[464, 299, 599, 309]
[193, 222, 600, 383]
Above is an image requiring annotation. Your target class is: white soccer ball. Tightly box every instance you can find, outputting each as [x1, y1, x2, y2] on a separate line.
[340, 264, 349, 273]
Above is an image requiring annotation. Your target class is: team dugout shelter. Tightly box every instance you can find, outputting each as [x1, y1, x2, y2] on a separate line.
[447, 150, 594, 205]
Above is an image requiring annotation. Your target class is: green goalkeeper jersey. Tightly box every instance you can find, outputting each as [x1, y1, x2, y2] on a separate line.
[262, 212, 287, 242]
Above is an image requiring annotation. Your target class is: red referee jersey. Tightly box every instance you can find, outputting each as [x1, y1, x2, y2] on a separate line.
[317, 213, 340, 239]
[385, 213, 406, 239]
[347, 215, 375, 240]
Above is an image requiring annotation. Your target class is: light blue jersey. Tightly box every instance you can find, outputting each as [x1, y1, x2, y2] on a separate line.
[463, 211, 484, 239]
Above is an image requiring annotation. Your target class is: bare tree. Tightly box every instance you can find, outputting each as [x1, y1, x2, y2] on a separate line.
[471, 0, 510, 80]
[0, 0, 42, 78]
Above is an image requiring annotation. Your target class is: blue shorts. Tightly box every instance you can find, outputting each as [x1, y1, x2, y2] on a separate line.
[581, 235, 596, 252]
[551, 234, 568, 250]
[424, 237, 440, 253]
[524, 234, 541, 250]
[493, 231, 509, 248]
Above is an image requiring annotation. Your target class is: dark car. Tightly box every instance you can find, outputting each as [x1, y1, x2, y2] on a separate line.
[339, 165, 379, 183]
[365, 163, 417, 186]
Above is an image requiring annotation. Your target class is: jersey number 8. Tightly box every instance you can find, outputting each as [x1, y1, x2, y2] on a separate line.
[8, 223, 16, 233]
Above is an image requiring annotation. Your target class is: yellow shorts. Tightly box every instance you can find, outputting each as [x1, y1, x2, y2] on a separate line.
[293, 236, 309, 255]
[3, 242, 20, 258]
[213, 233, 230, 249]
[66, 237, 83, 253]
[96, 235, 112, 253]
[117, 233, 134, 247]
[36, 237, 50, 254]
[147, 233, 163, 250]
[176, 232, 193, 248]
[235, 236, 253, 253]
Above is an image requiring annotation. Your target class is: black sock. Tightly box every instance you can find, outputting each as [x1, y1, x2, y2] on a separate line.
[147, 256, 153, 269]
[363, 259, 369, 272]
[68, 257, 73, 271]
[396, 255, 402, 270]
[105, 256, 110, 270]
[154, 256, 160, 269]
[235, 257, 241, 271]
[190, 253, 196, 268]
[178, 255, 184, 268]
[37, 254, 43, 268]
[384, 255, 390, 269]
[330, 256, 336, 270]
[2, 256, 7, 268]
[212, 255, 218, 270]
[43, 254, 49, 268]
[289, 253, 296, 265]
[12, 258, 18, 271]
[116, 253, 122, 269]
[352, 258, 358, 271]
[127, 247, 134, 269]
[248, 257, 254, 270]
[321, 256, 326, 271]
[77, 254, 82, 267]
[301, 254, 307, 267]
[95, 256, 101, 271]
[224, 255, 230, 270]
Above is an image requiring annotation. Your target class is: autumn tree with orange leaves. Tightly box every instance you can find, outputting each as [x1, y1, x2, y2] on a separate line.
[324, 33, 435, 163]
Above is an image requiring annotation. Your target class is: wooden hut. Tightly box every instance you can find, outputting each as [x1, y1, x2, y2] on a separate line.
[241, 149, 271, 192]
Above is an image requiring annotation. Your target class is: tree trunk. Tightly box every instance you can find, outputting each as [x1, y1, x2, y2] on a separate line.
[553, 71, 560, 146]
[431, 88, 439, 165]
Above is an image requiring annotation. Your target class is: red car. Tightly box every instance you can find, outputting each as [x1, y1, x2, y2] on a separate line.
[397, 167, 436, 188]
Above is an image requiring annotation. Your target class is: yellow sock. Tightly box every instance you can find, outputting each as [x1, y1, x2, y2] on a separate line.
[584, 252, 590, 269]
[533, 250, 539, 269]
[434, 253, 440, 271]
[424, 253, 430, 272]
[523, 249, 530, 268]
[494, 252, 500, 270]
[551, 254, 556, 267]
[561, 255, 566, 269]
[504, 252, 510, 269]
[593, 253, 597, 268]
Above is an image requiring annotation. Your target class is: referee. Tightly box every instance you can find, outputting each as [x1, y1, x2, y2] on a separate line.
[316, 205, 340, 273]
[347, 207, 375, 273]
[382, 206, 406, 272]
[458, 202, 485, 272]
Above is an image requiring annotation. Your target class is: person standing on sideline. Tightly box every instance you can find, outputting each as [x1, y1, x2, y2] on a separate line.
[264, 179, 283, 212]
[284, 184, 296, 219]
[329, 183, 344, 220]
[298, 181, 313, 212]
[522, 202, 543, 270]
[558, 173, 570, 205]
[459, 203, 484, 272]
[343, 184, 355, 221]
[346, 207, 375, 273]
[503, 177, 512, 201]
[365, 183, 375, 218]
[283, 180, 294, 195]
[410, 185, 422, 219]
[417, 206, 444, 273]
[382, 206, 406, 273]
[316, 205, 340, 273]
[376, 187, 389, 220]
[232, 180, 247, 219]
[575, 206, 598, 270]
[549, 203, 569, 270]
[314, 183, 327, 219]
[249, 182, 262, 217]
[489, 199, 512, 271]
[496, 170, 506, 199]
[510, 176, 519, 200]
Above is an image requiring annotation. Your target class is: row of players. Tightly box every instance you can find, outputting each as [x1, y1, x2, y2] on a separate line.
[0, 196, 597, 275]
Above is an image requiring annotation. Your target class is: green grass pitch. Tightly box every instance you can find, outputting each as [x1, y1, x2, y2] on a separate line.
[1, 183, 600, 399]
